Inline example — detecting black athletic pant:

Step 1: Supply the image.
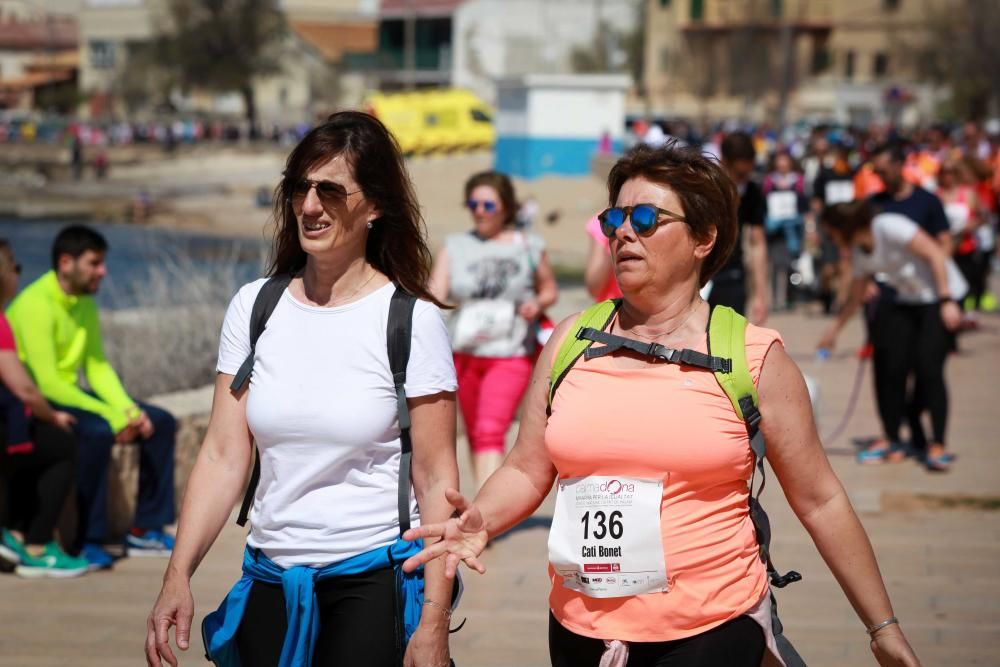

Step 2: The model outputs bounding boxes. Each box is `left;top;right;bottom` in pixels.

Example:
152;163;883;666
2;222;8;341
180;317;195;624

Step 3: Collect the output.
549;613;765;667
872;301;952;447
235;566;403;667
1;420;76;545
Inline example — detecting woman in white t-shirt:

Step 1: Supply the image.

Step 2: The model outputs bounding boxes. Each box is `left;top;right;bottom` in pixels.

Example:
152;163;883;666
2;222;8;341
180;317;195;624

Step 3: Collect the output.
818;200;965;472
146;112;460;667
428;171;558;489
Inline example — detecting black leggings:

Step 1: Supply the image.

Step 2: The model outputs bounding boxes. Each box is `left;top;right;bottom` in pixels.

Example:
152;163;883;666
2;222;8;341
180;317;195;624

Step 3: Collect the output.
872;301;951;447
1;420;76;546
235;565;403;667
549;613;765;667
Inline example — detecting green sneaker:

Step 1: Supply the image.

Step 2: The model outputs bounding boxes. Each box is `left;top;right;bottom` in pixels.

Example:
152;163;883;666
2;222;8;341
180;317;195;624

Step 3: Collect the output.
15;542;89;579
0;528;29;567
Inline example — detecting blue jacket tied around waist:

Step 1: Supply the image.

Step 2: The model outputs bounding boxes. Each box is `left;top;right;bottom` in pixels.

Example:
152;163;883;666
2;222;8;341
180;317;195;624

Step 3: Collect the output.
202;537;424;667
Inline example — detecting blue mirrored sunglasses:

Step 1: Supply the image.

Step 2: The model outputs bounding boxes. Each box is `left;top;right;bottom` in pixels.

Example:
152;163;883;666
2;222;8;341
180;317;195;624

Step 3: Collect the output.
466;199;498;213
598;204;686;238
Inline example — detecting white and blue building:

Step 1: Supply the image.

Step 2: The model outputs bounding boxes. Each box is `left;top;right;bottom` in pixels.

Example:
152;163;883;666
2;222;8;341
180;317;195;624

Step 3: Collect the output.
494;74;629;180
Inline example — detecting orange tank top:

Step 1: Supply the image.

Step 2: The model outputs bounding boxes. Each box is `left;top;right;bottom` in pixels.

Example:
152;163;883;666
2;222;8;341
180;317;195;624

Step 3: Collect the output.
545;321;782;642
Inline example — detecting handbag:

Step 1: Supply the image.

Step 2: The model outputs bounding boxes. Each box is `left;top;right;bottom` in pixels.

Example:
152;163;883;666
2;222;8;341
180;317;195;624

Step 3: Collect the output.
451;299;517;351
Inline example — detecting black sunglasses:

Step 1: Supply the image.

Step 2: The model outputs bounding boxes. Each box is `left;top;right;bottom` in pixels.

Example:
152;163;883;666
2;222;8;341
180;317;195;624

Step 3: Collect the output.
598;204;686;238
288;179;361;208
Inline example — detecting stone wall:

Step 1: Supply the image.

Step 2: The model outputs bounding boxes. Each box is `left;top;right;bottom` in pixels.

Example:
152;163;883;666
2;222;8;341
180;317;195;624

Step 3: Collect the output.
106;384;215;538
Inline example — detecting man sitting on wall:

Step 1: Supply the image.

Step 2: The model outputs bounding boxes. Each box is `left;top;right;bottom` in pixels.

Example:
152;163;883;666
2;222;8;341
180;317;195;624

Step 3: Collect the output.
7;225;176;570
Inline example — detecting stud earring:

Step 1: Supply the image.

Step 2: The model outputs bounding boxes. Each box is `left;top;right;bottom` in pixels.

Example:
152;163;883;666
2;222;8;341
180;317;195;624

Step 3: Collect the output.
366;221;373;229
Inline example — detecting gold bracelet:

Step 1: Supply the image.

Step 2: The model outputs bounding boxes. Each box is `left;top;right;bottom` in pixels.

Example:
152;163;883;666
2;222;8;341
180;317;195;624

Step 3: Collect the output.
865;616;898;636
422;599;453;619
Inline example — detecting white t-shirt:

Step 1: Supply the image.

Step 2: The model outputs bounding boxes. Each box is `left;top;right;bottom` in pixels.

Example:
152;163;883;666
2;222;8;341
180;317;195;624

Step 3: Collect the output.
852;213;968;304
217;279;457;567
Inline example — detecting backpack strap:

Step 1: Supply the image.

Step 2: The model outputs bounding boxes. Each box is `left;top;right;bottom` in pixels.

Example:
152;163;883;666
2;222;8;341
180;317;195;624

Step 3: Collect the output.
233;274;292;527
708;305;800;589
579;327;730;372
547;299;621;415
233;279;419;534
230;274;293;393
387;287;417;535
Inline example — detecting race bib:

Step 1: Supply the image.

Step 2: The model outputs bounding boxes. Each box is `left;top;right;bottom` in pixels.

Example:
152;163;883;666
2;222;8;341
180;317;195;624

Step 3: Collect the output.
766;190;798;220
451;299;516;351
824;180;855;205
548;476;668;598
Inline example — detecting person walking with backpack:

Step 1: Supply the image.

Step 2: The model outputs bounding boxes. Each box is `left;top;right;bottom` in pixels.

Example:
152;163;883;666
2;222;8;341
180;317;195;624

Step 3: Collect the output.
402;145;920;667
0;239;88;578
145;112;460;667
428;171;558;489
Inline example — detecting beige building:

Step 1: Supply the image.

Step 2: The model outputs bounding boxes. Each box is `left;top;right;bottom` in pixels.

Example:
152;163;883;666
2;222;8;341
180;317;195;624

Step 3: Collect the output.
0;1;78;111
642;0;951;126
76;0;378;122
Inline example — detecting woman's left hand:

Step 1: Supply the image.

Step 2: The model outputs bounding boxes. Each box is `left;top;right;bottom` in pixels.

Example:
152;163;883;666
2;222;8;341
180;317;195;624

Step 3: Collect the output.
870;626;922;667
518;299;542;321
940;299;962;331
403;621;450;667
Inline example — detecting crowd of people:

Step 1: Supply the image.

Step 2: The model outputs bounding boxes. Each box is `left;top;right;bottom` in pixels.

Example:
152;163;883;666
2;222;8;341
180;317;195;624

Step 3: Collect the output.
1;115;311;149
631;119;999;320
619;119;997;475
5;111;994;666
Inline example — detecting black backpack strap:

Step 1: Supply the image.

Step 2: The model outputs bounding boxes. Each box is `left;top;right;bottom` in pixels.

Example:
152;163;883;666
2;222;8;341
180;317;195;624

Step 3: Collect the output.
388;286;417;535
234;274;292;527
230;274;293;392
578;327;731;372
740;401;801;590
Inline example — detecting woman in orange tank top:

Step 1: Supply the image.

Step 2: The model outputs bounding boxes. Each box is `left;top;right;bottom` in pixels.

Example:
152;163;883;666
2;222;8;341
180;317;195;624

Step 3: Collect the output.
403;146;921;667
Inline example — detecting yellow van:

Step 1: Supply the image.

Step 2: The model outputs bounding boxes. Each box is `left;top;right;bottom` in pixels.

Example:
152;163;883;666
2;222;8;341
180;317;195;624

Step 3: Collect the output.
366;89;494;154
450;89;494;150
419;90;461;153
365;92;424;155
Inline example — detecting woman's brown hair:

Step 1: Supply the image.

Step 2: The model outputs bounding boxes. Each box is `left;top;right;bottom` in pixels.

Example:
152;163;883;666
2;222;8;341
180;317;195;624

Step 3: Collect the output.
463;171;518;226
269;111;445;307
821;199;874;244
607;143;738;287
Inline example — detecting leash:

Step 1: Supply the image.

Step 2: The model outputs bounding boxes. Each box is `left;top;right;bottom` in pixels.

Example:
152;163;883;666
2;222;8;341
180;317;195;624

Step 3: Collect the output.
820;354;869;446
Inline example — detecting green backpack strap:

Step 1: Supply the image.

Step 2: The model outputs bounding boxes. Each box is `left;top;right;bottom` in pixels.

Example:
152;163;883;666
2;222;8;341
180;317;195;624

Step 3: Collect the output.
708;305;801;590
547;299;621;414
708;305;761;437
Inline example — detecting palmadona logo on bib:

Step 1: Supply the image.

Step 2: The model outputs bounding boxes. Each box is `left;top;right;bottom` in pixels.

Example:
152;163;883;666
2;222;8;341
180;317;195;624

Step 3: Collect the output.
576;479;635;496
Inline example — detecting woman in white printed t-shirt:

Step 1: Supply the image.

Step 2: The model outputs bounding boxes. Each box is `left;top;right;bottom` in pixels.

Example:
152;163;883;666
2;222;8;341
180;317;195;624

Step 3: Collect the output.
428;171;559;490
146;112;460;667
818;200;966;472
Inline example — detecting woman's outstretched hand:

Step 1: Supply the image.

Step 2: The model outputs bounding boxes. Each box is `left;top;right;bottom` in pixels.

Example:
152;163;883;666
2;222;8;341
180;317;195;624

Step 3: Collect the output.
402;488;489;578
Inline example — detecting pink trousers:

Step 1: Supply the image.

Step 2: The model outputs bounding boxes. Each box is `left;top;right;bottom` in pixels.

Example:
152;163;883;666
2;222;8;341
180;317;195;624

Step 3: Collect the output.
454;353;533;455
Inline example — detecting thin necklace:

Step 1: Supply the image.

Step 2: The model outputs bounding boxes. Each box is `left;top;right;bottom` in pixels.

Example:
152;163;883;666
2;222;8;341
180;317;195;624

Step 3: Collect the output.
314;267;377;307
617;299;703;342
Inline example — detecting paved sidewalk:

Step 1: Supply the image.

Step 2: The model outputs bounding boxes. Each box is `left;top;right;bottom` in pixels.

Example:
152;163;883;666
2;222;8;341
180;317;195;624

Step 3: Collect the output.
1;296;998;666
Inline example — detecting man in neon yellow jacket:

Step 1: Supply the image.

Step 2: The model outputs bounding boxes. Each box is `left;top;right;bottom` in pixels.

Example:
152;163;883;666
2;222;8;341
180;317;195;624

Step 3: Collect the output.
7;225;175;570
